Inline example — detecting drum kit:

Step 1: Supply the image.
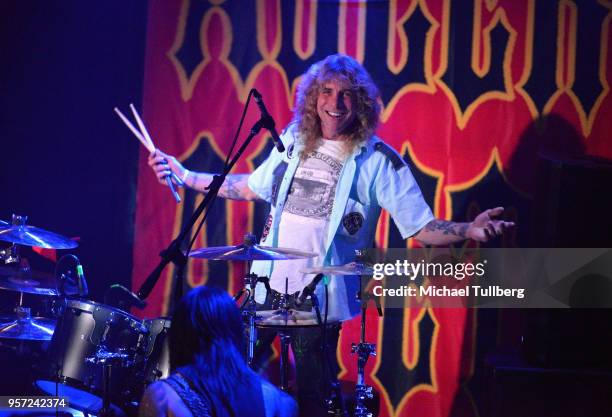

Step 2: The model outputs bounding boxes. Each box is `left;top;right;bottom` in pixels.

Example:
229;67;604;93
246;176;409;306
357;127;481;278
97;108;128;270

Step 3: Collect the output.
1;216;379;417
0;215;170;416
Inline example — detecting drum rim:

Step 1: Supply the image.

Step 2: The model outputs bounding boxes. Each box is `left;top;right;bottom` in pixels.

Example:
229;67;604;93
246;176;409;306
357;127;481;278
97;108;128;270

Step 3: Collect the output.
35;378;127;412
254;309;333;328
255;322;324;329
36;376;95;395
65;298;142;323
143;316;172;328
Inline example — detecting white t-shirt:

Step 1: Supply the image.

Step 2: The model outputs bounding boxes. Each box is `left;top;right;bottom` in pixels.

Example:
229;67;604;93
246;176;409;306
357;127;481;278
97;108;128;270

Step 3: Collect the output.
269;139;346;294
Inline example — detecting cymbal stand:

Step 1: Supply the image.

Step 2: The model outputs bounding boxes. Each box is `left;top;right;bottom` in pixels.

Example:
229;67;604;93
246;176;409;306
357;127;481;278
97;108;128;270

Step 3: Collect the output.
242;269;270;366
309;290;347;417
351;294;379;417
277;278;292;391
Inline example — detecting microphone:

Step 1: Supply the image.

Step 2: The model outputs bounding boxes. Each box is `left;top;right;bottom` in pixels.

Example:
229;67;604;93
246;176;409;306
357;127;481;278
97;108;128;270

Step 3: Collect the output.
106;284;147;309
252;89;285;153
295;273;324;307
76;263;89;297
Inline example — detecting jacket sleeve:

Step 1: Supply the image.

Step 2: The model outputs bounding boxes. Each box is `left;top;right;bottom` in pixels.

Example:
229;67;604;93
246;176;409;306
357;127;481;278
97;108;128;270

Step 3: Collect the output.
372;144;434;239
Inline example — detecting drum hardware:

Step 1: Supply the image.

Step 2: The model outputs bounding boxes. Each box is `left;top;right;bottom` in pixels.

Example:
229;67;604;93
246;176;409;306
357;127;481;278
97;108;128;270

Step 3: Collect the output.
0;243;20;264
202;233;310;366
242;272;271;366
87;347;134;417
104;283;147;311
255;277;349;416
351;291;381;417
351;338;376;417
36;298;148;414
277;279;293;393
0;214;78;249
0;215;83;296
246;280;298;391
302;252;380;417
141;317;171;385
0;226;63;341
0;264;59;296
308;284;347;417
0;304;56;341
87;346;134;367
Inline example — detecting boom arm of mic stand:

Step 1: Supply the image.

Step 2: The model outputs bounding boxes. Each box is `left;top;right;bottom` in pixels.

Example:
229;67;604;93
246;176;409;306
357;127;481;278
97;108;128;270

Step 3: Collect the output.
137;119;265;303
137;238;184;300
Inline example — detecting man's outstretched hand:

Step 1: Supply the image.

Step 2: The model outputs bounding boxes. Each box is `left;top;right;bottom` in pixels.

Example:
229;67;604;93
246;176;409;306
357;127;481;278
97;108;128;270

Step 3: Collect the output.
466;207;515;242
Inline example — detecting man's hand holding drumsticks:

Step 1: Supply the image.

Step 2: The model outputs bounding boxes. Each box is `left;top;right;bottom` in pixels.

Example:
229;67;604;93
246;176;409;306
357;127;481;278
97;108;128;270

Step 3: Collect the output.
147;149;189;187
114;104;183;203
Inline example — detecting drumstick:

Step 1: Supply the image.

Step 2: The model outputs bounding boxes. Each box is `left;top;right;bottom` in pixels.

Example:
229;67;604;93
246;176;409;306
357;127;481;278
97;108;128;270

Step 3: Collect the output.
129;103;156;151
114;107;183;185
113;107;154;153
120;105;184;187
114;106;184;200
128;104;183;202
114;106;184;185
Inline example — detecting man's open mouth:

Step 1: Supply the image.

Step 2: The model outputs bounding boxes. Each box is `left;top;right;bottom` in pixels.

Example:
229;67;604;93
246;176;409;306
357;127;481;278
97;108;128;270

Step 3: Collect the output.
325;110;345;118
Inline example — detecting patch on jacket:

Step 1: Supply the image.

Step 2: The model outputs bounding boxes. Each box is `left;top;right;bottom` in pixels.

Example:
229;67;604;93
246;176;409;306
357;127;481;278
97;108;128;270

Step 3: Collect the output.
374;142;406;171
342;212;364;235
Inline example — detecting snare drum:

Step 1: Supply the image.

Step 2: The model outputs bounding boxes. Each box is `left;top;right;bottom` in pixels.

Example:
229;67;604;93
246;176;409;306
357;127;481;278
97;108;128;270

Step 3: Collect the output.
256;309;323;328
36;298;147;413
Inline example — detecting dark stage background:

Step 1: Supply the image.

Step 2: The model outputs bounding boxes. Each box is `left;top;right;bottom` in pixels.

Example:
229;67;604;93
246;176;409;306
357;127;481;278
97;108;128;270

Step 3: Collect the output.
1;2;612;417
0;1;146;297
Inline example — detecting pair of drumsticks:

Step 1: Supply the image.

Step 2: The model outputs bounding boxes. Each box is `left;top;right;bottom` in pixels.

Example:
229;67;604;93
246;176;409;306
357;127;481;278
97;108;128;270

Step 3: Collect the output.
114;104;182;203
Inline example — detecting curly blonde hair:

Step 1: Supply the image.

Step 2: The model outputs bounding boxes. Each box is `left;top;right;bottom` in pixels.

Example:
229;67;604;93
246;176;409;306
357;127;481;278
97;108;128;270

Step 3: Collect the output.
293;54;381;158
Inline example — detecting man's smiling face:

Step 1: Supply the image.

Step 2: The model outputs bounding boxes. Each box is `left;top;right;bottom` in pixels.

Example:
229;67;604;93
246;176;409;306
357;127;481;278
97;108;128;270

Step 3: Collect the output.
316;79;356;140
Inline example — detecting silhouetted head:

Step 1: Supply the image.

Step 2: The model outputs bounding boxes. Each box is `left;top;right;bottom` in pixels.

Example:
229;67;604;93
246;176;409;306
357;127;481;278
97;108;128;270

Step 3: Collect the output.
169;285;244;370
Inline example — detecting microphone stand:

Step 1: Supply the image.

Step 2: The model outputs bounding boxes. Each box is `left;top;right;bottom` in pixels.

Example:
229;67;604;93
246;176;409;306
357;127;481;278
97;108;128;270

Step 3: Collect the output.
137;118;268;308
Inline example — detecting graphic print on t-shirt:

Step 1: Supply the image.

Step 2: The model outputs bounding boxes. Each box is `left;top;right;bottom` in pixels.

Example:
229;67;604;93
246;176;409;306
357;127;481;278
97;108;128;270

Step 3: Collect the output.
284;150;343;220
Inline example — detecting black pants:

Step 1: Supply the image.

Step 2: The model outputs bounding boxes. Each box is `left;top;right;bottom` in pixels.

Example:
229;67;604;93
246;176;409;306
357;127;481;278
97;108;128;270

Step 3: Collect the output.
253;290;342;417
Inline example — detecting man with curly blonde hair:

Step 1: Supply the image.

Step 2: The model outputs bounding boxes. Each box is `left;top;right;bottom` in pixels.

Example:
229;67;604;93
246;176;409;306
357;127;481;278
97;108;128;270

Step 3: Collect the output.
293;54;380;158
150;54;513;416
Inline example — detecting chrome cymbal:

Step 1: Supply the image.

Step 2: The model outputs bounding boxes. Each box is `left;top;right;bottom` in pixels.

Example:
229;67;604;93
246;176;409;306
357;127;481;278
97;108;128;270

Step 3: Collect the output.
0;225;77;249
0;308;56;341
300;262;374;276
0;266;58;296
189;241;316;261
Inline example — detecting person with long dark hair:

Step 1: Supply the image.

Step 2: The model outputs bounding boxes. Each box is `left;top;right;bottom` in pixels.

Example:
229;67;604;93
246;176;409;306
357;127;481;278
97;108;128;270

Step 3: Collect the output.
139;286;297;417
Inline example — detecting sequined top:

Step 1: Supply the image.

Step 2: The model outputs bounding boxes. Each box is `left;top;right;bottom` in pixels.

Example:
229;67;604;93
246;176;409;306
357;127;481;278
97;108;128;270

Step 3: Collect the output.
163;372;212;417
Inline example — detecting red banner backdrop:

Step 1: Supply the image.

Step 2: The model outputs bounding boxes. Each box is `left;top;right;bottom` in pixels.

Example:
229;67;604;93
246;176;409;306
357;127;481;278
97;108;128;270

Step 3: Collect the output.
133;1;612;416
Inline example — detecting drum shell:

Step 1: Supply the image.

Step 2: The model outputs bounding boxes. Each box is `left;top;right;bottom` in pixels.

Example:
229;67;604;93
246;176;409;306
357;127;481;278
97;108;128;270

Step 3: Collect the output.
40;298;147;407
142;317;171;384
